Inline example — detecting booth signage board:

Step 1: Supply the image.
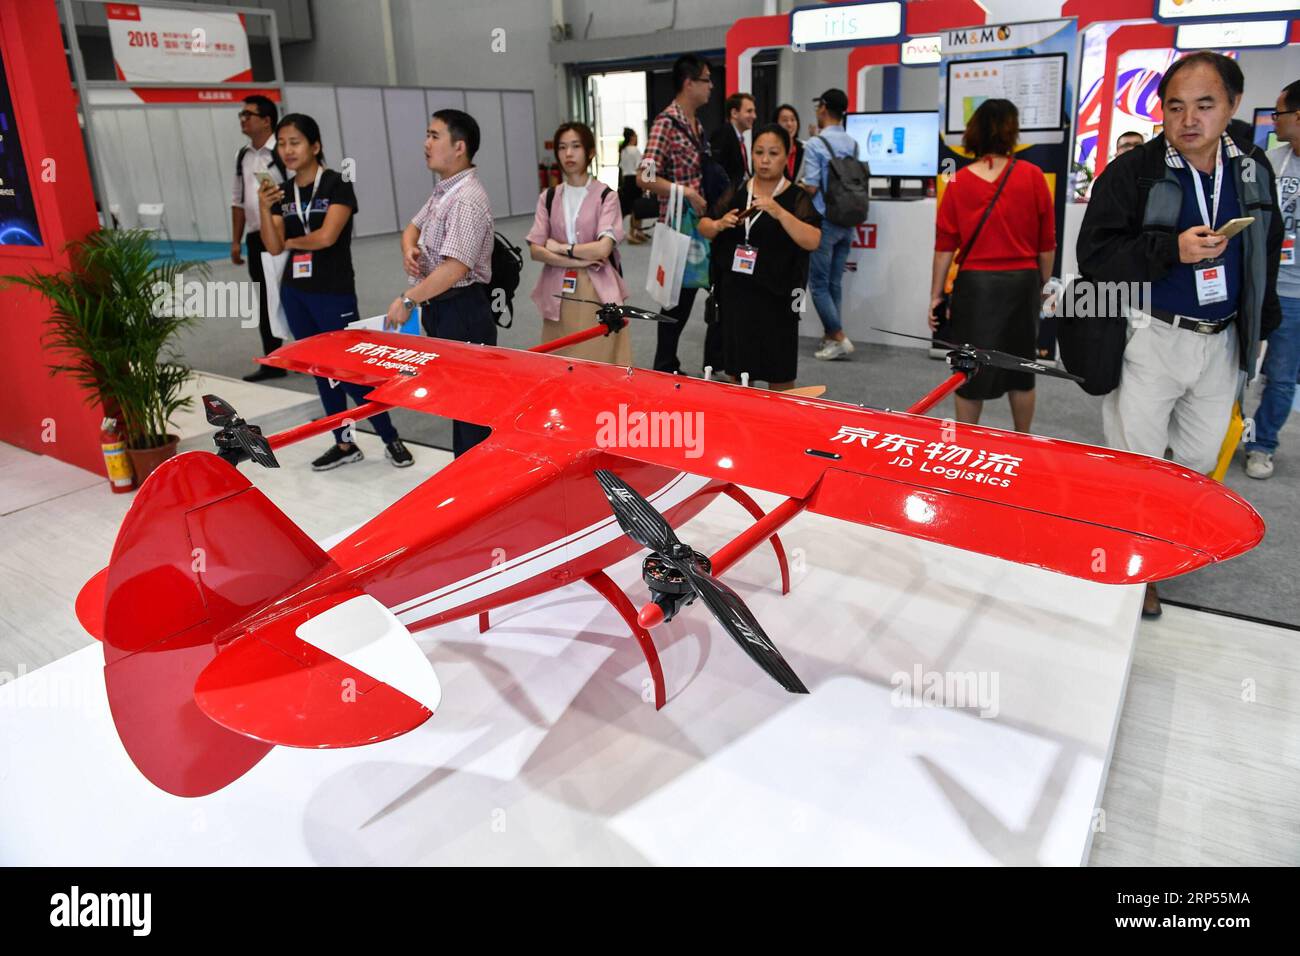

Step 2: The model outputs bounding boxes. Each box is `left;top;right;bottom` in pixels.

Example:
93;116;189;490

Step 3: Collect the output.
0;49;43;247
1175;19;1289;48
105;3;252;84
1155;0;1300;22
943;19;1074;53
902;36;942;65
944;54;1067;134
789;1;903;50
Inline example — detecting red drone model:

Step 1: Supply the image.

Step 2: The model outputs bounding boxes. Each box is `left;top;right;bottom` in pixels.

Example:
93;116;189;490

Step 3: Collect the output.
74;307;1265;797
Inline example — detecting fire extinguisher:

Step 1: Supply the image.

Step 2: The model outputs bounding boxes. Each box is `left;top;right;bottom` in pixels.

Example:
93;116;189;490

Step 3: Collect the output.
548;162;562;187
101;416;135;493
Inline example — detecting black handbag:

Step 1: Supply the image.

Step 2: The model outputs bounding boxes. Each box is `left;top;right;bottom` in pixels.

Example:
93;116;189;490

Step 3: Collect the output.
1055;289;1127;395
935;157;1016;340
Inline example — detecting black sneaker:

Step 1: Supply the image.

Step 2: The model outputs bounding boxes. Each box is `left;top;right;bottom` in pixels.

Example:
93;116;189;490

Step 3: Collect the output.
311;443;363;471
385;439;414;468
243;365;287;382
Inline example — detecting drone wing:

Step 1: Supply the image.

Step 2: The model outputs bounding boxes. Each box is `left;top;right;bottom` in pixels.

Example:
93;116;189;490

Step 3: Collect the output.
259;332;1263;585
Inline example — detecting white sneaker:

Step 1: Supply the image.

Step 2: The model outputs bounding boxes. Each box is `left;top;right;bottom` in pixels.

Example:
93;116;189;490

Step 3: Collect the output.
815;336;855;361
1244;450;1274;479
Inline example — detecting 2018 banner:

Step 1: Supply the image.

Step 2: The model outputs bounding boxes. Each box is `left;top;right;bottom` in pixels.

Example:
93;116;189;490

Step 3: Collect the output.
105;3;251;86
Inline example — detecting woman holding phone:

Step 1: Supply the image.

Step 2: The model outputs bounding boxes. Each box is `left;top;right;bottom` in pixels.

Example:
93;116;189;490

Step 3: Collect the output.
698;124;821;390
258;112;413;471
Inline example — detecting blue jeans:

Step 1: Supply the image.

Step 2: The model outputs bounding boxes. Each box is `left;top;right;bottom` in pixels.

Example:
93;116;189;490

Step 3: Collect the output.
280;285;400;445
809;221;853;337
1247;295;1300;454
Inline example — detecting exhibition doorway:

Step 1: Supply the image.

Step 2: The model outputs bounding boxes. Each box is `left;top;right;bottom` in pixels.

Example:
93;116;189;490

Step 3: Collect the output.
585;70;648;189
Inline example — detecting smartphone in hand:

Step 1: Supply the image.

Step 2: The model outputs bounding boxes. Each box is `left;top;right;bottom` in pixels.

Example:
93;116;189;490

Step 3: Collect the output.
1212;217;1255;239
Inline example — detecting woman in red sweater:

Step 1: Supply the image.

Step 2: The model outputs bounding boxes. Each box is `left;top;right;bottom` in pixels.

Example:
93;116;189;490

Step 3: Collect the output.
929;99;1056;431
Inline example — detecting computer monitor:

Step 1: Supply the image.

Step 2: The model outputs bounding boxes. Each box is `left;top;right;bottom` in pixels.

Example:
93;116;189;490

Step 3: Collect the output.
1253;108;1279;152
844;110;940;178
944;52;1066;134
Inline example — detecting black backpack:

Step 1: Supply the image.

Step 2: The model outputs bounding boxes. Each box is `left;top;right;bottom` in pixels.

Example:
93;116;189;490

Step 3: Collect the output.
235;144;287;202
487;232;523;328
814;134;871;227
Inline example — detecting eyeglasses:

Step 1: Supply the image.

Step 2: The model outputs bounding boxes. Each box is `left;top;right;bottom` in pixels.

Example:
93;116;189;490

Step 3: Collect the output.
238;110;263;120
693;74;713;86
1272;109;1300;121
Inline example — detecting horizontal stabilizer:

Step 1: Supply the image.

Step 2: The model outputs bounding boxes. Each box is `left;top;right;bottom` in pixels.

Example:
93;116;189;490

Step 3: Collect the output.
194;590;439;748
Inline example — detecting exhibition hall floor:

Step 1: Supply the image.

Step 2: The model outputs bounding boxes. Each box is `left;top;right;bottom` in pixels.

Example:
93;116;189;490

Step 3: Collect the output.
2;375;1297;865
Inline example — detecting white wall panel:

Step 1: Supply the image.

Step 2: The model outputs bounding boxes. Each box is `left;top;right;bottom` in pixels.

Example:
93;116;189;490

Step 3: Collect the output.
425;89;465;116
336;87;400;237
282;85;344;173
176;110;227;243
464;91;509;219
384;88;435;227
91;111;135;228
501;91;539;217
113;110;164;228
144;110;199;241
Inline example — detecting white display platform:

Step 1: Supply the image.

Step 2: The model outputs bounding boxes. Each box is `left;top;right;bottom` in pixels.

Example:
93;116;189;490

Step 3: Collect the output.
0;488;1141;866
807;197;938;350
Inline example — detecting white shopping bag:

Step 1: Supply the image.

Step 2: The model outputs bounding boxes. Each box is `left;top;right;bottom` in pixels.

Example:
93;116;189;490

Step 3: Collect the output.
346;312;422;335
645;183;691;310
259;250;291;340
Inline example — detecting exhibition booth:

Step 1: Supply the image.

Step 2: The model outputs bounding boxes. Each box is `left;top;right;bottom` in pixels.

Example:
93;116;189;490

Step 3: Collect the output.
0;0;1295;871
726;0;1300;351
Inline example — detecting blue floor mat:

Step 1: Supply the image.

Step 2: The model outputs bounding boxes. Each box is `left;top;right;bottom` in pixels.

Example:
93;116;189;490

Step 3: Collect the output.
149;240;232;265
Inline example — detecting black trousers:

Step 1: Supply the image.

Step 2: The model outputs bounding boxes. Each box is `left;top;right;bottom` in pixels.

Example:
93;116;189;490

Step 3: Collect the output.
245;230;282;356
652;286;724;374
421;285;496;457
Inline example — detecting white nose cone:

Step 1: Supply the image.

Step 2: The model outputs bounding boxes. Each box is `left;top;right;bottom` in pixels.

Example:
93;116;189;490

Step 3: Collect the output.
296;593;442;713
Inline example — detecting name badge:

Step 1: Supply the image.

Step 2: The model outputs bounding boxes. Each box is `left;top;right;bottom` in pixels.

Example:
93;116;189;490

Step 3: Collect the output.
1194;260;1227;305
292;252;313;279
732;244;758;274
1282;235;1296;267
561;269;578;294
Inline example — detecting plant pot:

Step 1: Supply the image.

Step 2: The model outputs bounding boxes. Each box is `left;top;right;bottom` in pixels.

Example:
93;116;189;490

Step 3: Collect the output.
126;434;180;486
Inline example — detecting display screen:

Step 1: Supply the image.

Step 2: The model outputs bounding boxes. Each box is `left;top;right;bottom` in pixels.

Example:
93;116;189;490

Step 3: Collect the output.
1253;107;1279;152
844;111;940;177
944;53;1066;134
0;48;43;247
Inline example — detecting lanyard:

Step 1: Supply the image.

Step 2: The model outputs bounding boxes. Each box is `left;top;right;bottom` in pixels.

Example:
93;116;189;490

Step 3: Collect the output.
1279;150;1297;217
744;176;788;244
1189;146;1223;230
292;165;324;235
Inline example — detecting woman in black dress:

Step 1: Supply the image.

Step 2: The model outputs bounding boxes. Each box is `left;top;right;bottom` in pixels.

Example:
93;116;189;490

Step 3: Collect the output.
699;124;821;390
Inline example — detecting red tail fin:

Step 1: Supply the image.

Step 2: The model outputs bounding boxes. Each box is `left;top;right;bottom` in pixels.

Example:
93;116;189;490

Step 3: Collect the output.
96;451;336;797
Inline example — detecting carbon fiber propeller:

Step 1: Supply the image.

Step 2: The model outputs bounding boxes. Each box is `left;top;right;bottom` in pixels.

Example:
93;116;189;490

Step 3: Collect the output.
873;327;1084;382
202;394;279;469
594;468;808;694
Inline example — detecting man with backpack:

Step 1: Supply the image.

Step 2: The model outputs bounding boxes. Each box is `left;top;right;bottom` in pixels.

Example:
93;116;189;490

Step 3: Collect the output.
388;108;498;457
231;94;288;382
801;88;871;361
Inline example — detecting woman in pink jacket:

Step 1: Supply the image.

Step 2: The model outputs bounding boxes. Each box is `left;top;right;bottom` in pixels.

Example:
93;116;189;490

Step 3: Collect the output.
525;122;632;364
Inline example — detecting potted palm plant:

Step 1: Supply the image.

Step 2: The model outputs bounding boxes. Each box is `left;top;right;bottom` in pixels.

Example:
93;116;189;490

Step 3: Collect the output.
5;229;207;484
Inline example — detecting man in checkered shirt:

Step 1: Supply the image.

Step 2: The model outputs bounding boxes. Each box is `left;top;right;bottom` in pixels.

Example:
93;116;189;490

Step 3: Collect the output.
638;53;720;374
387;108;496;457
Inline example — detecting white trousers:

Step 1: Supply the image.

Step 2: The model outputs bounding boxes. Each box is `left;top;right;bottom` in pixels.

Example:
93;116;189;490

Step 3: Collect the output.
1102;317;1241;475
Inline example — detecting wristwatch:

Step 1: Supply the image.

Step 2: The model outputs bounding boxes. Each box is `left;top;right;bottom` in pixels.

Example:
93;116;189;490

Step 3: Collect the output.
568;244;576;259
400;295;416;311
